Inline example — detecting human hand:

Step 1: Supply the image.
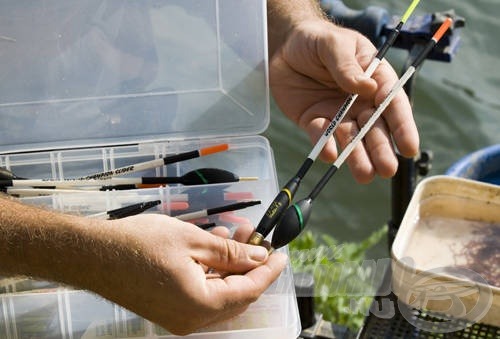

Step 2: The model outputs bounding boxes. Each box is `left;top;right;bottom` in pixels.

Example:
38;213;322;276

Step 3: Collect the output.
86;215;286;336
269;19;419;183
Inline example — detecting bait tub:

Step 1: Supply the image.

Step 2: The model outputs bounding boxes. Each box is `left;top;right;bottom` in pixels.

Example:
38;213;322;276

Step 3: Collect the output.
391;176;500;327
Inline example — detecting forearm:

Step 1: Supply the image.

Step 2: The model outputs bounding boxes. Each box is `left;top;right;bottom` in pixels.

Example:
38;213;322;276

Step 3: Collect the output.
0;194;110;288
267;0;326;57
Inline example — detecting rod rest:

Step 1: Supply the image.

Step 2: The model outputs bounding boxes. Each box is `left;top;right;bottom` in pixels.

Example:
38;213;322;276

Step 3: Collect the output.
320;0;465;62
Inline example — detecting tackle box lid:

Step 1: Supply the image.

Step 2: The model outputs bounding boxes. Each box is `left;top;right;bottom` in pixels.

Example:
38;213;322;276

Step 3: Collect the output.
0;0;270;154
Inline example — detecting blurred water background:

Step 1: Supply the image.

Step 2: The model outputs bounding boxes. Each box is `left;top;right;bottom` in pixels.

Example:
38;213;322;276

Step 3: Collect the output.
263;0;500;258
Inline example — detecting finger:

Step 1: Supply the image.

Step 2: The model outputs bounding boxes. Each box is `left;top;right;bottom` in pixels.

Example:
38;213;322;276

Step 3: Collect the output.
355;110;398;178
206;252;288;308
232;223;256;243
232;226;272;254
210;226;230;239
302;116;339;163
335;116;376;183
198;226;230;272
382;91;419;158
297;100;342;163
319;26;377;96
192;234;270;273
372;61;419;157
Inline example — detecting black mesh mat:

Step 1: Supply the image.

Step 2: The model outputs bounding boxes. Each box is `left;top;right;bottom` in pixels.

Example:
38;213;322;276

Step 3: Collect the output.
359;293;500;339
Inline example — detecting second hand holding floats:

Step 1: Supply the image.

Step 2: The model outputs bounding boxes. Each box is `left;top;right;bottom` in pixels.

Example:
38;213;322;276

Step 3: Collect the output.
270;18;453;250
248;0;421;246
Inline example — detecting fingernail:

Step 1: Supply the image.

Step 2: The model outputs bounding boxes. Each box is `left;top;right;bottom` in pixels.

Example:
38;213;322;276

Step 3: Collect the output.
249;246;268;262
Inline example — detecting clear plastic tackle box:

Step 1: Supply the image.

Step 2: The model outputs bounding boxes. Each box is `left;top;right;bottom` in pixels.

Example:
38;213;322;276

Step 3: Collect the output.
0;1;301;338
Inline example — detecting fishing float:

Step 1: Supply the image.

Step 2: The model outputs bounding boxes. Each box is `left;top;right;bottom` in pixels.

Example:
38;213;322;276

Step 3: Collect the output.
0;167;25;180
171;200;261;221
98;168;257;191
196;222;217;230
2;187;252;212
3;187;96;197
88;200;162;219
0;143;229;180
270;18;453;250
79;143;229;180
0;144;229;182
248;0;421;246
0;35;16;42
0;168;257;189
87;199;260;221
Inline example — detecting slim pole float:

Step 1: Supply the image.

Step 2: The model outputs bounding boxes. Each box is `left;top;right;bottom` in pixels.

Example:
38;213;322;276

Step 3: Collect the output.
0;168;256;189
79;143;229;180
88;200;162;219
173;200;261;221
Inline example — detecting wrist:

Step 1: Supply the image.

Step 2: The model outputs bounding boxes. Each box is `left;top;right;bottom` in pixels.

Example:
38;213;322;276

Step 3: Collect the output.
267;0;327;57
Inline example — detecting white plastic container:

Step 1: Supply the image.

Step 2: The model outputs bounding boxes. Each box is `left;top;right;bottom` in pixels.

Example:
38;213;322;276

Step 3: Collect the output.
0;1;301;338
391;176;500;327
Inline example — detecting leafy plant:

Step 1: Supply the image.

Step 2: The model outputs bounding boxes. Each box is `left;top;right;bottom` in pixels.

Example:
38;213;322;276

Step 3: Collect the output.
289;225;388;332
